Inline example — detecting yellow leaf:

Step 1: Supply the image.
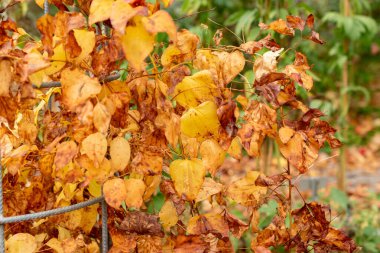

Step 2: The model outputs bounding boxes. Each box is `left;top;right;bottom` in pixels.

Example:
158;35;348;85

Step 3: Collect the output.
88;179;102;197
80;132;107;167
43;43;67;76
159;200;178;231
110;136;131;172
88;0;114;25
103;178;127;209
226;171;267;206
174;70;219;108
72;29;96;64
142;10;177;42
227;137;242;160
199;139;226;175
124;178;146;208
0;60;12;97
194;49;245;86
93;102;111;134
81;204;99;234
60;68;101;111
111;1;147;34
195;177;223;203
181;134;199;158
46;238;64;253
122;17;155;71
6;233;37;253
169;159;206;201
180;101;220;139
279;126;295;144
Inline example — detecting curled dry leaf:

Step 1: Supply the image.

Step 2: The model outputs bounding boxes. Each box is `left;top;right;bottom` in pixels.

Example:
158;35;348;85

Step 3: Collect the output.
110;136;131;172
187;213;229;239
286;15;305;31
169;159;206;201
277;131;319;173
224;211;249;238
260;19;295;36
195;177;223;203
254;48;283;80
193;49;245;86
279;126;295;144
226;171;267;206
103;178;127;209
120;211;164;237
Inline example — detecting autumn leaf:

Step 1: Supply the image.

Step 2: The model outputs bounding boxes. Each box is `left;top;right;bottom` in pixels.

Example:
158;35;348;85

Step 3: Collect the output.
6;233;37;253
111;1;147;34
194;49;245;86
159;200;178;231
103;178;127;209
260;19;295;36
122;17;155;71
54;140;78;170
60;68;102;111
226;171;267;206
124;178;146;208
199;139;226;175
93;102;111;133
173;70;219;108
187;213;229;239
180;101;221;139
110;136;131;172
195;177;223;203
80;132;107;167
88;0;113;25
142;10;177;42
0;60;12;97
169;159;206;201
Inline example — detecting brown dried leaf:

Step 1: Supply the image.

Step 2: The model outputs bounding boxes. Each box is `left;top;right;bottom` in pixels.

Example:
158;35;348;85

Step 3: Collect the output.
286;15;305;31
195;177;223;203
187;213;229;239
226;171;267;206
120;211;164;237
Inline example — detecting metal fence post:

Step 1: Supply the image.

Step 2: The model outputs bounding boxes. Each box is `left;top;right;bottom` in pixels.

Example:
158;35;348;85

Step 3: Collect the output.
0;152;5;252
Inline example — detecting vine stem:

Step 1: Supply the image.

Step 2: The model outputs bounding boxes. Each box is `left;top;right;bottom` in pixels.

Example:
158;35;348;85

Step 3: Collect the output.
287;160;292;249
